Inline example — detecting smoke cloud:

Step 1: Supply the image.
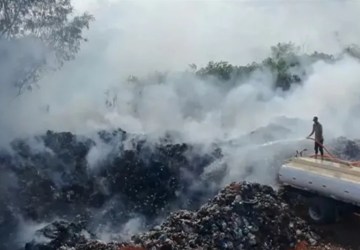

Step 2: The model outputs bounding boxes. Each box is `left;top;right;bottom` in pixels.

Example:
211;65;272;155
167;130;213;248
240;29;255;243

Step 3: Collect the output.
0;0;359;187
1;0;360;247
0;0;359;179
0;0;359;137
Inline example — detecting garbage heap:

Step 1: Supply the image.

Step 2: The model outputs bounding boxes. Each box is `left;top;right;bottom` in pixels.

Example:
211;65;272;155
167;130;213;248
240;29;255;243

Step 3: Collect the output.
74;182;319;250
332;136;360;161
0;129;222;250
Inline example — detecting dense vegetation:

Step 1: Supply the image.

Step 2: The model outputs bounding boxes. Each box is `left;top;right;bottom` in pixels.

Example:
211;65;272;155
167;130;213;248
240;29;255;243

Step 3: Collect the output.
195;43;334;91
123;42;360;94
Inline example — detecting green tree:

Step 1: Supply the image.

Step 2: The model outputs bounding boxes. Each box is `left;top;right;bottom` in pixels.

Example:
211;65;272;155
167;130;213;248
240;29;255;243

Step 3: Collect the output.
196;61;234;80
262;42;302;91
0;0;94;93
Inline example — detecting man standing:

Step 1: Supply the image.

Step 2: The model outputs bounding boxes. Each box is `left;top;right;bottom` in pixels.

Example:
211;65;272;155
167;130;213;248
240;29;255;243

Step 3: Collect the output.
307;116;324;158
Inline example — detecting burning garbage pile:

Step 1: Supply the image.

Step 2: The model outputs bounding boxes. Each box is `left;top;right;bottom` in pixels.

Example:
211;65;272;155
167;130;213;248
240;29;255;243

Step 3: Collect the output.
2;127;360;250
54;182;319;250
128;182;319;250
24;220;96;250
0;129;223;250
331;136;360;161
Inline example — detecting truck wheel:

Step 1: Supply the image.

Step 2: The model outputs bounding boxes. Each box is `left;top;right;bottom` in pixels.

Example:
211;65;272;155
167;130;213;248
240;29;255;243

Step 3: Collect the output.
307;197;338;224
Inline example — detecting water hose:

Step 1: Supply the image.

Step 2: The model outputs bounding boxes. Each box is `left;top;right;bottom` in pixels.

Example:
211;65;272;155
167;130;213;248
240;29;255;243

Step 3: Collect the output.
306;137;360;167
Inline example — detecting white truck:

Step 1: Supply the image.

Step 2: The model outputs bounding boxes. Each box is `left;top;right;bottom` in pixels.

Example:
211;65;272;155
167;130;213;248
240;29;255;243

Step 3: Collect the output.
278;150;360;224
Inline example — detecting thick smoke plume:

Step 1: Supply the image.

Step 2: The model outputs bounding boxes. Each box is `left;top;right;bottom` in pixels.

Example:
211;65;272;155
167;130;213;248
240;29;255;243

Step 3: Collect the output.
1;0;360;249
2;0;360;140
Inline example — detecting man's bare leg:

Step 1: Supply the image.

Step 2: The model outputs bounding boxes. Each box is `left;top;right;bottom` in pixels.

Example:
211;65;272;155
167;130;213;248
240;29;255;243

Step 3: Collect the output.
320;146;324;160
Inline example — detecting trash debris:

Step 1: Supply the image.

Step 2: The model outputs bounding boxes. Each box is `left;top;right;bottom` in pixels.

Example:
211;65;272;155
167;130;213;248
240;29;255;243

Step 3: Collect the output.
129;182;319;250
332;137;360;161
25;182;324;250
25;220;95;250
0;129;222;250
0;129;359;249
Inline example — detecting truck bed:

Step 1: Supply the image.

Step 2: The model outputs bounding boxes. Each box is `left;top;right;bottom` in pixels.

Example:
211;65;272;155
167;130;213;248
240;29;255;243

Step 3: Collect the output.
278;156;360;206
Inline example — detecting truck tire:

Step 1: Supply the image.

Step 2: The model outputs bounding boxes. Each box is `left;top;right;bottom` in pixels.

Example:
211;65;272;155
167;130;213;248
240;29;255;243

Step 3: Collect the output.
307;197;338;224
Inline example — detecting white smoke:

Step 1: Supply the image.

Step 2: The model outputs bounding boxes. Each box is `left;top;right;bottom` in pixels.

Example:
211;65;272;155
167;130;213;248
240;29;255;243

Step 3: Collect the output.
1;0;360;188
2;1;360;246
96;216;147;242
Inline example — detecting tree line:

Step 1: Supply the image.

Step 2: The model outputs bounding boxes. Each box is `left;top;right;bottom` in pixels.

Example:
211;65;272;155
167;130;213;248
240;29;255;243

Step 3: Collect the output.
1;0;360;96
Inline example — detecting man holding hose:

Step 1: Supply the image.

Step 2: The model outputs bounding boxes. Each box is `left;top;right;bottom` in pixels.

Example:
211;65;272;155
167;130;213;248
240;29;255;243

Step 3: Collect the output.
307;116;324;158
